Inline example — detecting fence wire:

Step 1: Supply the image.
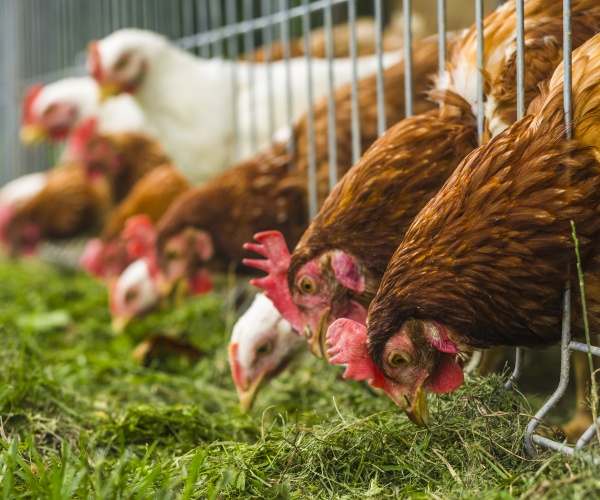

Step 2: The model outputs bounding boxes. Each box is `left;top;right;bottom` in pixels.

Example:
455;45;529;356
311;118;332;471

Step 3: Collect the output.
0;0;598;460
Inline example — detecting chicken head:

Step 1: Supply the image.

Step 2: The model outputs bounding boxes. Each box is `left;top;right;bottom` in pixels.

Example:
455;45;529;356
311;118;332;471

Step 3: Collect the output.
159;227;214;298
327;318;464;426
110;258;161;333
88;35;148;100
244;230;367;358
21;83;79;143
229;293;305;411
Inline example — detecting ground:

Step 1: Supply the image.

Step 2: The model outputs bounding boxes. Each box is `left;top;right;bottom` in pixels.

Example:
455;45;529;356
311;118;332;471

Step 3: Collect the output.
0;259;599;498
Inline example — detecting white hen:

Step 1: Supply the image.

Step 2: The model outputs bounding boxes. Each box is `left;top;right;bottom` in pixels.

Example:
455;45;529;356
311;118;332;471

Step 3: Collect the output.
88;28;403;182
229;293;305;411
21;76;147;148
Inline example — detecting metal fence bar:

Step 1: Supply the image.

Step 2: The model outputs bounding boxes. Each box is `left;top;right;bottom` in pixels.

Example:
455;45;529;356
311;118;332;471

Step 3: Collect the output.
261;0;276;141
475;0;484;141
505;0;526;392
302;0;318;220
403;0;413;118
374;0;385;136
325;0;338;191
437;0;446;77
348;0;361;165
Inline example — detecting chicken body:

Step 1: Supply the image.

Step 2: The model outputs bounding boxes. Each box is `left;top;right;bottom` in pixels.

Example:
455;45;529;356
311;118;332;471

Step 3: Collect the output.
3;164;111;255
327;32;600;426
88;28;404;182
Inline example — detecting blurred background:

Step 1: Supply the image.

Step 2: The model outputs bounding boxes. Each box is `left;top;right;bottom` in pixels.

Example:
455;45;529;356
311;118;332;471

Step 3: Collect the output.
0;0;500;185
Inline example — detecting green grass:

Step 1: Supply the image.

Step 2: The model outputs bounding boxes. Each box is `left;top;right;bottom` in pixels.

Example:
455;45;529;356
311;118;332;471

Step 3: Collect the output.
0;259;599;498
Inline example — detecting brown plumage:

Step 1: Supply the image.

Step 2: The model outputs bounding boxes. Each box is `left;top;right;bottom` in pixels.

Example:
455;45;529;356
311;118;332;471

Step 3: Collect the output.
81;131;171;203
4;163;111;254
154;35;441;281
100;164;189;242
289;90;478;306
156;142;306;273
294;34;440;206
483;0;600;138
368;33;600;359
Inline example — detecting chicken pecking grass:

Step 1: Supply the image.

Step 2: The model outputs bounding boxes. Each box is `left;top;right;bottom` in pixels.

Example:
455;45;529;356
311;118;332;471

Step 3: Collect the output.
0;258;599;497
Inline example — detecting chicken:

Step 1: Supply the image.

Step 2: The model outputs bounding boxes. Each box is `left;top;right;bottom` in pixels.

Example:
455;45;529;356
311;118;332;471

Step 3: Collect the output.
87;28;403;182
3;163;111;255
0;173;48;249
108;33;440;331
20;77;146;146
245;91;478;359
67;118;172;204
81;164;189;281
229;293;305;411
326;33;600;432
438;0;600;139
242;0;600;408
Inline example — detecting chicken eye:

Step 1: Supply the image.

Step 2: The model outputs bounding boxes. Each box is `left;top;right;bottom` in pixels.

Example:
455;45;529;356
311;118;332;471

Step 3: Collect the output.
125;289;138;304
298;276;317;294
256;342;273;356
388;353;411;367
114;53;130;72
165;250;179;261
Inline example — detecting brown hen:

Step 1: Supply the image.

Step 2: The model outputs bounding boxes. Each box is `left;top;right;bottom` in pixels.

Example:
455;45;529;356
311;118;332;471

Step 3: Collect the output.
326;33;600;433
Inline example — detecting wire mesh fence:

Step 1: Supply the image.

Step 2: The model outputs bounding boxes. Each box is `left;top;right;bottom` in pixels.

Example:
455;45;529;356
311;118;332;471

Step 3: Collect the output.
0;0;599;459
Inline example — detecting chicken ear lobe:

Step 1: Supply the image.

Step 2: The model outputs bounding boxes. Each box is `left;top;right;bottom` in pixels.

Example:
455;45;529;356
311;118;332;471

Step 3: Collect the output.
331;251;365;294
192;229;214;262
243;231;305;332
425;355;464;394
423;321;460;354
326;318;387;389
123;215;159;275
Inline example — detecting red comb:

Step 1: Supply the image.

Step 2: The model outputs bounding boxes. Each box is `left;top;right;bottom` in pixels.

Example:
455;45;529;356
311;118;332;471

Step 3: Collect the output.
22;84;44;125
88;41;104;82
67;117;98;160
122;215;158;275
326;318;387;390
243;230;305;332
80;238;105;277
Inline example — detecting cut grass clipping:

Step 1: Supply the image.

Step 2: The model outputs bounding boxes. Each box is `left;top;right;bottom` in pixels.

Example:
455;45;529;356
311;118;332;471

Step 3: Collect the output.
0;259;599;498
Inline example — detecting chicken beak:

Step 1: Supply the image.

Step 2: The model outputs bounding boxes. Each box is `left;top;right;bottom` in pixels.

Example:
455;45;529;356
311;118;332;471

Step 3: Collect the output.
111;315;131;334
305;309;330;359
404;387;430;427
20;124;47;144
238;372;266;412
98;82;121;102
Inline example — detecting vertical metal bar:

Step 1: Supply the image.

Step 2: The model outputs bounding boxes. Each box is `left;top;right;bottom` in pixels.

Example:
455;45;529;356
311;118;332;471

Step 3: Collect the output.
374;0;386;137
475;0;485;141
403;0;413;118
279;0;295;165
226;0;240;161
325;0;338;191
261;0;275;140
210;0;223;58
302;0;317;219
563;0;573;142
244;0;258;152
348;0;361;164
505;0;526;391
515;0;525;119
197;0;210;58
437;0;446;76
182;0;194;37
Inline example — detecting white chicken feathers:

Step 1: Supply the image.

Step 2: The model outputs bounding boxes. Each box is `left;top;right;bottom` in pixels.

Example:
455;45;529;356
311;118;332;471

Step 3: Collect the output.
92;28;403;183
